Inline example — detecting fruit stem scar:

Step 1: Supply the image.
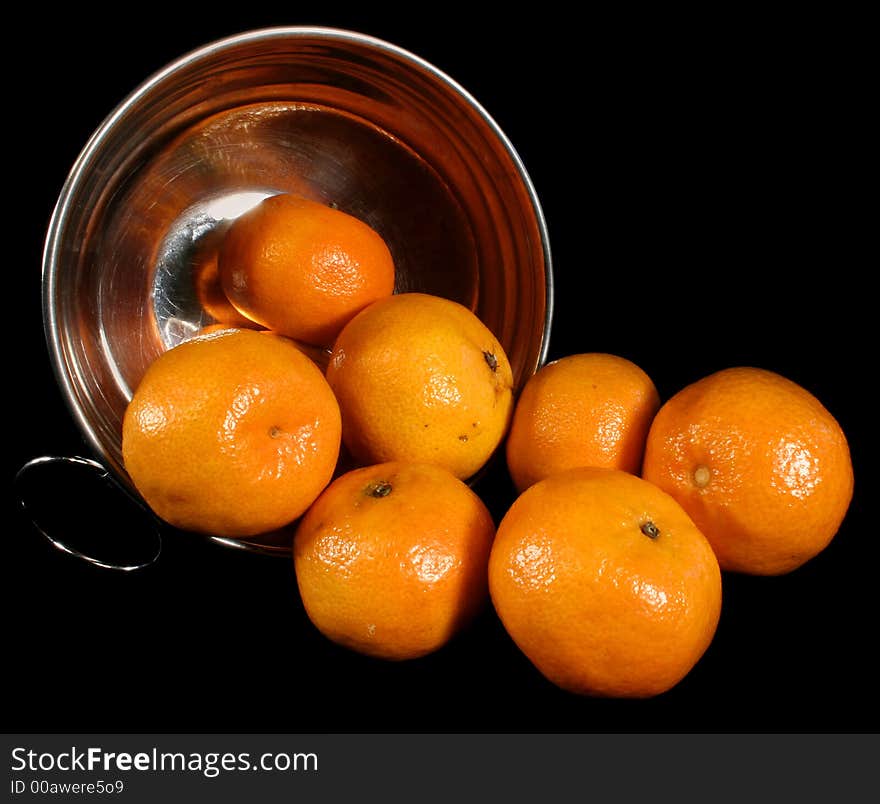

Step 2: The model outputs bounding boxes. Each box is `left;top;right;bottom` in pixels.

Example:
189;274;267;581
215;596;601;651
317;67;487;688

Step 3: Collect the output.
640;521;661;540
269;426;283;438
693;465;711;488
365;480;392;498
483;351;498;372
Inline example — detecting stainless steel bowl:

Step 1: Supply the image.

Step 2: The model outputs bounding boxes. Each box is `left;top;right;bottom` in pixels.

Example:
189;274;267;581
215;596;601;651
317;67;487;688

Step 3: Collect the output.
42;26;553;556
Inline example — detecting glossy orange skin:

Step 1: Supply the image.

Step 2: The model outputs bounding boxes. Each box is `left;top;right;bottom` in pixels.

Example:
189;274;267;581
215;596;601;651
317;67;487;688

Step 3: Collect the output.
642;367;854;575
505;353;660;492
489;468;722;698
191;326;332;371
219;194;395;347
326;293;514;480
122;329;341;537
294;461;496;660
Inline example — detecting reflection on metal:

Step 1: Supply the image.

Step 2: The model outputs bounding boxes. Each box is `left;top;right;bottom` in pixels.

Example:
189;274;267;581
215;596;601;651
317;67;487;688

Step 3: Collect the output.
14;455;162;571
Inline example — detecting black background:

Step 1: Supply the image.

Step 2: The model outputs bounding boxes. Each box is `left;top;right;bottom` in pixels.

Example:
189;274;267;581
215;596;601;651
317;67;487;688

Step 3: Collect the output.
6;8;874;733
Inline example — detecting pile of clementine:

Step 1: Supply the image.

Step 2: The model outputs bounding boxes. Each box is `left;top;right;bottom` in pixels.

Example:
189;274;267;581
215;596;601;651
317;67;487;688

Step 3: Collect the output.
121;192;854;698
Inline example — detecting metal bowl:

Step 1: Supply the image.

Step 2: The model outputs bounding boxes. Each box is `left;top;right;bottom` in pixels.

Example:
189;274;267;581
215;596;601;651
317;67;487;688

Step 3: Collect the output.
42;26;553;556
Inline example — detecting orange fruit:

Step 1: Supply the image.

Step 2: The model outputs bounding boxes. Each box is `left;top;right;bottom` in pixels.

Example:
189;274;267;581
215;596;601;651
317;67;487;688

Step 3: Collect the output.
189;326;331;371
293;461;496;660
122;329;341;537
642;366;854;575
219;193;395;347
505;352;660;492
489;467;721;697
326;292;514;480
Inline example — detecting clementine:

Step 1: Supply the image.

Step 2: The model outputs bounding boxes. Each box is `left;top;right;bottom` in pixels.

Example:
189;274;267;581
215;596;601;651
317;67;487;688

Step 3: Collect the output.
325;292;514;480
122;328;341;537
293;461;496;660
642;366;854;575
219;193;395;347
489;467;722;697
505;352;660;492
189;325;331;371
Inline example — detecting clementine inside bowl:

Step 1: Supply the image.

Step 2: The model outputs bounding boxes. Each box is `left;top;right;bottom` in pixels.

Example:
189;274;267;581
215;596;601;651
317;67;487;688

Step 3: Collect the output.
42;27;553;554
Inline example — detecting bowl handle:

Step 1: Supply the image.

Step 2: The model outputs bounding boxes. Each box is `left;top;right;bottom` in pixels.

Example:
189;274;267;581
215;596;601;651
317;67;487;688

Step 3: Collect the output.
14;455;162;571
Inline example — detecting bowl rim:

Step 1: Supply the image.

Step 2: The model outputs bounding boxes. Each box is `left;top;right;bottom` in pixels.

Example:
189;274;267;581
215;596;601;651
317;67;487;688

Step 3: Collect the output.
41;25;554;550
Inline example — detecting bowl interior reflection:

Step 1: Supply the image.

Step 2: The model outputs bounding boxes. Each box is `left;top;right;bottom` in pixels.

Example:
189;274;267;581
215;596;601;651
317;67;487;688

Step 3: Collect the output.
45;29;551;556
114;101;480;374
